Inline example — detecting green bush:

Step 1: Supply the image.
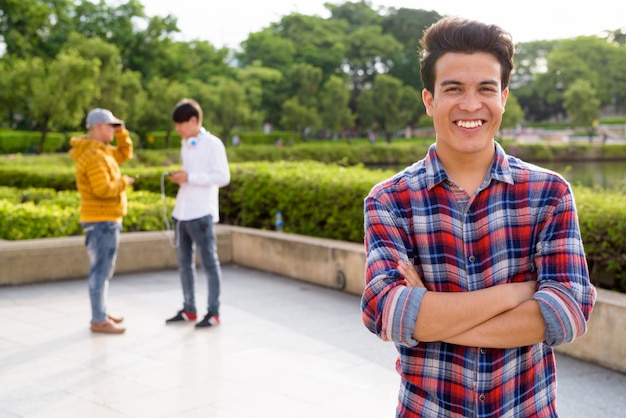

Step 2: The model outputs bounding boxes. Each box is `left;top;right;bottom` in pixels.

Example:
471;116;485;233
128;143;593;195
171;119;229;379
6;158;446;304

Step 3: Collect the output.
220;161;389;243
575;187;626;292
601;116;626;124
0;187;174;239
0;129;67;153
235;131;301;146
2;143;626;293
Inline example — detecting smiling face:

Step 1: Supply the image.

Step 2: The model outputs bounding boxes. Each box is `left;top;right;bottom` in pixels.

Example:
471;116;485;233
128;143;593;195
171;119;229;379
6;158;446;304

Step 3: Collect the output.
423;52;508;167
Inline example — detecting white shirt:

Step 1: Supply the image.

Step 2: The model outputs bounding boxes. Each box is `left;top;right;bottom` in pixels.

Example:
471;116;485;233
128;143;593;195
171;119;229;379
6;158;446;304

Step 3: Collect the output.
172;128;230;222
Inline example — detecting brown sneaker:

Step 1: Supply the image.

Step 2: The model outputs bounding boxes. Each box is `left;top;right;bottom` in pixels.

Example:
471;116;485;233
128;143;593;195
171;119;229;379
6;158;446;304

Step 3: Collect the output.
91;319;126;334
107;313;124;324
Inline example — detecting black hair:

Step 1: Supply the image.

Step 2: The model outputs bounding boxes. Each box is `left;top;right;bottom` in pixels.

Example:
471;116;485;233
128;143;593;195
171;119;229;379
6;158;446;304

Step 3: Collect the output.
419;17;515;94
172;98;203;124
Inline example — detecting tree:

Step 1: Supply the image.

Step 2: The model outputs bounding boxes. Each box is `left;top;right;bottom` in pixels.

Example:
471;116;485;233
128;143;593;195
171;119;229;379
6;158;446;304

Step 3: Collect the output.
370;74;408;142
604;41;626;114
0;0;72;58
235;64;284;130
237;30;295;73
501;92;524;130
326;0;381;29
289;63;323;109
398;85;423;132
270;13;347;80
381;8;441;90
356;89;376;133
207;77;253;141
0;60;8;123
511;40;560;90
605;28;626;46
526;36;624;122
138;77;189;147
164;40;234;83
25;51;100;152
69;0;180;81
116;69;147;140
318;75;354;138
563;79;601;141
532;49;596;121
549;37;617;105
357;76;422;139
280;97;319;139
343;25;402;100
63;32;125;112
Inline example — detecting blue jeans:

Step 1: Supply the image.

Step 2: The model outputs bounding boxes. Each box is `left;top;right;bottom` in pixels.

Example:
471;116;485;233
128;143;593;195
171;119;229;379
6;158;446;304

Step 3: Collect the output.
81;222;121;323
174;215;222;316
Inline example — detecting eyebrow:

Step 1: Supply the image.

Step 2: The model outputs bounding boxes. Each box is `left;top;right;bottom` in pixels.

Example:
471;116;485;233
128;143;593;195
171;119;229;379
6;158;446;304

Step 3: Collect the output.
439;79;500;87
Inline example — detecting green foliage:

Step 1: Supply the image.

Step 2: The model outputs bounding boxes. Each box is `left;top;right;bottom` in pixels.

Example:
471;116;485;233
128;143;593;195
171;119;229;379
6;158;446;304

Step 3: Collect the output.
0;130;66;153
501;93;524;129
139;131;182;150
575;187;626;292
600;116;626;124
236;131;301;146
220;161;391;243
0;164;76;190
0;187;174;240
563;79;601;129
2;141;626;292
0;198;81;240
5;1;626;138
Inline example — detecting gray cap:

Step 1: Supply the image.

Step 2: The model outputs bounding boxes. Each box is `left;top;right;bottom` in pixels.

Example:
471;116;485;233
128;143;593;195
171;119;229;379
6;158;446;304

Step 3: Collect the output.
86;108;124;129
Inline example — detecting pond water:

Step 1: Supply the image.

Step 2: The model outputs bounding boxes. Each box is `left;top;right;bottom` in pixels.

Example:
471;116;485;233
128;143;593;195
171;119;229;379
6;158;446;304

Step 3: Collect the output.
372;160;626;189
537;161;626;189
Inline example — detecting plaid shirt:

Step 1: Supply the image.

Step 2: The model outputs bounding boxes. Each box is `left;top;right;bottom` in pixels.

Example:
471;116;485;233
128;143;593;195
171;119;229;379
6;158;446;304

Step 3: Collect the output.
361;143;596;417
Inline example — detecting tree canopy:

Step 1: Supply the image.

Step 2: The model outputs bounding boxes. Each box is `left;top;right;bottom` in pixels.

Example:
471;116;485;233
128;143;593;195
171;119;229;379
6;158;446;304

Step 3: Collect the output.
1;0;625;151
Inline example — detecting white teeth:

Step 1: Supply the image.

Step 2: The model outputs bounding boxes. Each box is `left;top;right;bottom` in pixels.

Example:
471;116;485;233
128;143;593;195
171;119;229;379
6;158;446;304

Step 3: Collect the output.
457;120;483;128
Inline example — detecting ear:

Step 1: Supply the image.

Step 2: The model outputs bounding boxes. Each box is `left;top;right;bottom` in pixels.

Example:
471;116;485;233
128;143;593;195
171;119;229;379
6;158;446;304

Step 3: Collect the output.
422;89;434;117
501;87;509;112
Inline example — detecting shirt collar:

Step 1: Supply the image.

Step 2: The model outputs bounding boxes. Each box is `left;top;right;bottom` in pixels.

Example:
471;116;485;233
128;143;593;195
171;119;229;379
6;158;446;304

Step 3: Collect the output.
424;141;514;190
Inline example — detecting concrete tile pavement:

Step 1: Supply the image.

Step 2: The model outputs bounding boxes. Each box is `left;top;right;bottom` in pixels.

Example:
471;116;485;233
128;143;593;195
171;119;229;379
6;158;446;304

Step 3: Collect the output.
0;265;624;417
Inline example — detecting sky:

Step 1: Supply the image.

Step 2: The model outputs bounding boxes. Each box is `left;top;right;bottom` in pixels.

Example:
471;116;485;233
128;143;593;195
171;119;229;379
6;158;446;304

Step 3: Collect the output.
141;0;625;49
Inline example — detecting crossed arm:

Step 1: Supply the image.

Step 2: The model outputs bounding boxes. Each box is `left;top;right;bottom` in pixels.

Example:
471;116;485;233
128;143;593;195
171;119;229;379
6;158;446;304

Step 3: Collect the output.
397;262;546;348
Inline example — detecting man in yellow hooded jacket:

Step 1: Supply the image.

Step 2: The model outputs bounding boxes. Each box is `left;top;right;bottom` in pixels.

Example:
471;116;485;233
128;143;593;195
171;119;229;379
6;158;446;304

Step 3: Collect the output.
69;108;134;334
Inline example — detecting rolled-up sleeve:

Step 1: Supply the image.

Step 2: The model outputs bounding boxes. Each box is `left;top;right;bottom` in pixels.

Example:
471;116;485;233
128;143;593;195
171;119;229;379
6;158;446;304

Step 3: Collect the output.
533;188;596;346
361;190;425;347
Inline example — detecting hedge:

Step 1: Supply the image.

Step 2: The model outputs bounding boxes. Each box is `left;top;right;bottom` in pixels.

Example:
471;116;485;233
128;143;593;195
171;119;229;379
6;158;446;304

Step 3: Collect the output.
0;187;174;239
0;161;625;293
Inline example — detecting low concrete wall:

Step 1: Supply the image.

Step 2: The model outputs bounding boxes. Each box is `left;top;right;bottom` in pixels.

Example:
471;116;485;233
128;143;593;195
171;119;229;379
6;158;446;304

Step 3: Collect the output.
0;230;231;285
554;288;626;374
228;226;365;295
1;226;624;374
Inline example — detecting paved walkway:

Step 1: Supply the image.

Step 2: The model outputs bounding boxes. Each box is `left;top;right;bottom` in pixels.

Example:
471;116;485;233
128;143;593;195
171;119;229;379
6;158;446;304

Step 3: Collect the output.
0;265;624;417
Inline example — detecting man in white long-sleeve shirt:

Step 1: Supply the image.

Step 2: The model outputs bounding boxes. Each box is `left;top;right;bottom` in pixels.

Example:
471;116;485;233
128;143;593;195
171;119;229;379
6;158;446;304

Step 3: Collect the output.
165;98;231;328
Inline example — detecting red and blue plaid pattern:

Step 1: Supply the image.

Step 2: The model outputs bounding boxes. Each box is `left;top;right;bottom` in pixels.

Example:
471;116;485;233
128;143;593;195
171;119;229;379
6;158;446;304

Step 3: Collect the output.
362;143;596;417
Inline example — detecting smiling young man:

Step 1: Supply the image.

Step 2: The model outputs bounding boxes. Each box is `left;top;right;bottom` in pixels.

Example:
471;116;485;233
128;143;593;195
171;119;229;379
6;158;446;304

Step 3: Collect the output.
361;18;596;417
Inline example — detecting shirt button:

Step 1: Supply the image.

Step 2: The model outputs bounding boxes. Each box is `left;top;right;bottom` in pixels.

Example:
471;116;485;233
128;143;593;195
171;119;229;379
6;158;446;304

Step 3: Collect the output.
480;348;487;354
468;255;476;263
479;395;486;402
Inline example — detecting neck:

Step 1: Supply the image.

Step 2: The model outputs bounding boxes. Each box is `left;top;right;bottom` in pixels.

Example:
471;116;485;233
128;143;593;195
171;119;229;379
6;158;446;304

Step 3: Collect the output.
438;147;495;195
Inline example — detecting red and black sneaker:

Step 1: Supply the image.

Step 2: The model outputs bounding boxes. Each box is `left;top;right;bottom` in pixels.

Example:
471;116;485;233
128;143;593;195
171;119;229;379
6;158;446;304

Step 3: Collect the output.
195;311;220;328
165;309;197;324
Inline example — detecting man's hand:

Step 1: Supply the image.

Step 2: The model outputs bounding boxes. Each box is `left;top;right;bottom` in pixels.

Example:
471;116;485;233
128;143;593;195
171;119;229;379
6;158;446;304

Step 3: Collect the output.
398;261;425;288
167;170;188;185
